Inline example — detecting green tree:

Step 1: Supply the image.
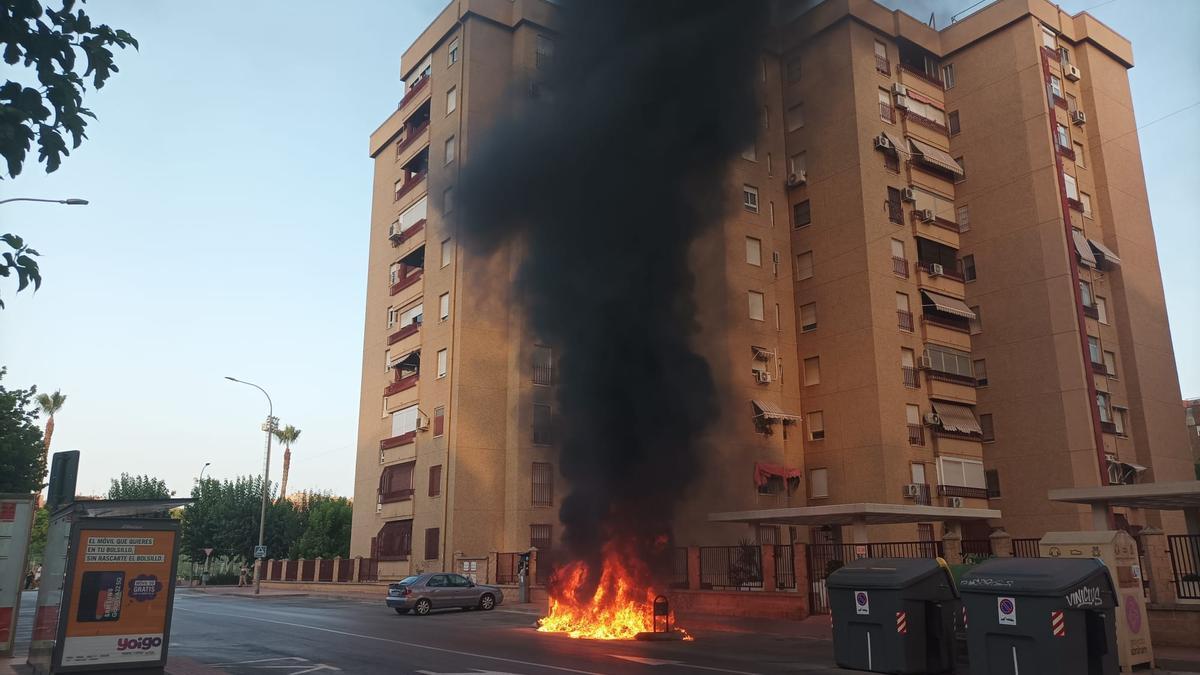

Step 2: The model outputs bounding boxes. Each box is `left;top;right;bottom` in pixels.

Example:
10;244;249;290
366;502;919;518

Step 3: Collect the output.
27;506;48;564
272;424;301;500
0;367;46;492
0;234;41;309
289;496;352;559
106;472;173;500
34;388;65;452
180;475;278;561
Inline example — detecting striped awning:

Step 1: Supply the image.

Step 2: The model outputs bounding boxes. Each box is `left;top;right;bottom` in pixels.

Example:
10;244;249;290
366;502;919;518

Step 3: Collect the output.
882;130;905;154
752;399;802;422
920;290;976;319
908;137;964;177
1072;230;1098;268
932;401;983;435
1087;238;1121;266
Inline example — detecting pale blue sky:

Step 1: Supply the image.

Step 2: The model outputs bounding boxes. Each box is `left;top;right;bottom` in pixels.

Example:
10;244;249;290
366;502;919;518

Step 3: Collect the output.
2;1;1197;498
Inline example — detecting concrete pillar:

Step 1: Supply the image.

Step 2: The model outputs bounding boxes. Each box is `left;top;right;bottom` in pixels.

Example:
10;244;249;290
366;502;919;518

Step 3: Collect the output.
990;528;1014;558
793;542;809;600
850;517;869;545
1091;502;1110;531
332;557;342;583
528;548;539;587
760;544;776;592
942;529;963;565
352;556;363;583
687;546;701;590
1137;527;1176;605
313;557;323;582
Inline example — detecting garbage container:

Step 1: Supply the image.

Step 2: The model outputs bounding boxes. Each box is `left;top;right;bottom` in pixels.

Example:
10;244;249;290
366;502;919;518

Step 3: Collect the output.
827;558;959;674
959;557;1118;675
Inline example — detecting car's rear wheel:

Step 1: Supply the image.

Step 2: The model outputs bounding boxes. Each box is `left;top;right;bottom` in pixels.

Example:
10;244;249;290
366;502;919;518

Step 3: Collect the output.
394;607;407;615
479;593;496;611
414;598;432;616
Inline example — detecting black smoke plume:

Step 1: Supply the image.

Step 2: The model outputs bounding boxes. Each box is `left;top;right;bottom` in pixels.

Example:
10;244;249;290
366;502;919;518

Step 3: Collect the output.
458;0;769;573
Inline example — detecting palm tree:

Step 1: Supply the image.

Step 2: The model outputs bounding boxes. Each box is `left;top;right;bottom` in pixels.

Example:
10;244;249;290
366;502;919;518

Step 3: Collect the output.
272;425;301;500
35;390;67;453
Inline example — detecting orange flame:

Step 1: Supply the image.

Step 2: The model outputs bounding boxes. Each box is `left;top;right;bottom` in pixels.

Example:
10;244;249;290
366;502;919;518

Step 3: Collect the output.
537;540;688;640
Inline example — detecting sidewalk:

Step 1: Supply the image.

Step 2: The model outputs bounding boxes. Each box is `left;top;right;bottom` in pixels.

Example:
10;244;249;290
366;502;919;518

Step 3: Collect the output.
182;585;309;599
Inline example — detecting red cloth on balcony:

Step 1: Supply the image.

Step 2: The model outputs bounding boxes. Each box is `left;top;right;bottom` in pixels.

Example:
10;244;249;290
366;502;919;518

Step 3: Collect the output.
754;462;802;488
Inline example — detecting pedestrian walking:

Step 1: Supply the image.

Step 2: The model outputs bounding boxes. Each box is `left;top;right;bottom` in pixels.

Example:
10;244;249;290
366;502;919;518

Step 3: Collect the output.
238;564;249;587
25;568;34;590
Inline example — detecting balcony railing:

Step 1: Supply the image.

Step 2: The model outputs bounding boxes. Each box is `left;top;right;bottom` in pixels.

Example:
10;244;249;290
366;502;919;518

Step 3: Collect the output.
390;218;426;246
903;109;949;134
387;321;421;345
398;75;430;110
879;102;895;124
394;120;430;158
384;372;419;397
917;260;965;282
887;200;903;224
1090;360;1109;376
1082;303;1100;320
907;483;932;505
922;311;971;333
897;62;944;88
902;366;920;388
938;484;989;499
907;423;925;446
394;171;428;203
924;369;978;387
379;431;416;450
379;487;414;504
389;268;423;296
897;310;914;332
1057;144;1076;161
892;256;910;278
1100;420;1118;435
930;216;961;234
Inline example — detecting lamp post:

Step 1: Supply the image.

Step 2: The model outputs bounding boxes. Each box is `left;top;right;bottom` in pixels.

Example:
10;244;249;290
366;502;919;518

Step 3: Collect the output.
198;462;211;482
0;197;89;206
224;376;277;595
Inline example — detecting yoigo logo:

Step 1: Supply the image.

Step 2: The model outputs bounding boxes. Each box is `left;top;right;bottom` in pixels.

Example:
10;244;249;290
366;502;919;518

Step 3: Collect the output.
116;636;162;651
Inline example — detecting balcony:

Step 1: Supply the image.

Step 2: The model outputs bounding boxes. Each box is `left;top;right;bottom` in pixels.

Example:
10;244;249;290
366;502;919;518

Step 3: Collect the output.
388;321;421;345
939;484;989;500
1082;303;1100;320
389;268;423;296
922;311;971;334
902;109;949;135
390;219;426;247
902;366;920;388
916;260;964;282
897;62;943;89
1067;197;1084;212
1057;144;1076;162
907;423;925;446
897;310;914;332
1090;360;1109;376
394;171;427;203
394;120;430;159
379;487;414;504
904;483;932;505
875;55;891;75
379;431;416;451
398;74;430;110
924;369;977;387
892;256;910;278
887;200;903;224
384;372;419;397
930;216;961;234
1100;421;1118;435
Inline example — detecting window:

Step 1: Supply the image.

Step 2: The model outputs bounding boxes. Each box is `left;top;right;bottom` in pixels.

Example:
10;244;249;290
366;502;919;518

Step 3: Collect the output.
1049;74;1063;99
1080;192;1092;216
440;238;452;267
535;35;554;69
969;306;982;334
394;179;403;201
891;238;905;261
789;152;806;176
743;185;759;212
448;38;459;65
748;291;765;321
1066;92;1078;112
774;303;781;331
786;56;802;81
745;237;762;266
1113;407;1128;436
796;251;814;280
1096;296;1108;324
741;144;757;161
897;292;912;331
985;469;1001;497
956;205;970;232
391;405;419;437
532;462;553;506
954;156;965;179
533;404;552;445
879;89;894;123
1088;335;1103;364
808;468;828;498
1079;279;1094;307
980;414;995;442
436;348;448;377
874;40;887;62
530;524;552;551
942;63;956;89
906;404;921;426
438;292;450;321
1104;350;1117;378
962;254;976;282
1097;391;1112;423
433;405;445;436
800;302;817;332
379;461;415;503
807;411;824;440
785;103;804;131
1074;141;1085;167
446;86;457;114
939;456;987;488
533;345;553;385
1056;123;1070;149
924;344;975;379
387;306;400;328
424;527;440;560
793;199;811;227
1063;172;1078;200
948;110;961;135
443;186;454;213
1042;25;1057;50
429;464;442;497
803;356;820;386
444;136;456;164
375;520;412;560
974;359;988;386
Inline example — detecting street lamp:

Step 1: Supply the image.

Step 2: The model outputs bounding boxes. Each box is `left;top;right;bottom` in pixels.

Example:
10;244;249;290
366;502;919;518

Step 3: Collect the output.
224;376;278;595
198;462;211;482
0;197;89;206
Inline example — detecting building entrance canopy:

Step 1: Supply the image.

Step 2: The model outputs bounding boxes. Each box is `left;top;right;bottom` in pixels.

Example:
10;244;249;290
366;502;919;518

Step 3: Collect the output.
1049;480;1200;529
710;502;1002;543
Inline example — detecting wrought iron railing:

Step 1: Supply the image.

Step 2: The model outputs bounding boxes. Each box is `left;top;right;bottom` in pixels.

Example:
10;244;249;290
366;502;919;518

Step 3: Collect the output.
699;545;763;591
1168;535;1200;600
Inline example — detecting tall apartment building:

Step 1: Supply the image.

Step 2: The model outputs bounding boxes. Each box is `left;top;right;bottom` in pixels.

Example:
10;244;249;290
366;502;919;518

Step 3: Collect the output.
353;0;1195;576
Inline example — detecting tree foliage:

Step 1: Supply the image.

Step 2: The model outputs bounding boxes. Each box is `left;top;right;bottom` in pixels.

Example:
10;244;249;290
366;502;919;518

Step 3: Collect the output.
0;234;40;309
289;496;352;559
0;367;46;492
106;472;173;500
1;0;138;178
27;506;47;564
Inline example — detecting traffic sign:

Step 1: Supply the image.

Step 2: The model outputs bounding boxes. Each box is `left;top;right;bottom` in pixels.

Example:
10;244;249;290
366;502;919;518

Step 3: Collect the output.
203;547;214;558
254;545;268;559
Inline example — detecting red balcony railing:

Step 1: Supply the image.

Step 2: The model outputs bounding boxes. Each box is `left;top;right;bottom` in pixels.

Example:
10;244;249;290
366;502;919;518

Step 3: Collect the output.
394;171;428;203
887;200;903;224
394;121;430;158
1052;94;1068;110
902;366;920;388
1082;303;1100;320
939;484;989;500
892;256;910;278
1057;144;1076;161
387;321;421;345
907;424;925;446
897;62;944;88
897;310;914;332
1067;197;1084;212
903;109;949;134
875;55;891;75
390;219;426;246
398;75;430;110
384;373;418;397
379;431;416;450
379;487;414;504
389;268;423;296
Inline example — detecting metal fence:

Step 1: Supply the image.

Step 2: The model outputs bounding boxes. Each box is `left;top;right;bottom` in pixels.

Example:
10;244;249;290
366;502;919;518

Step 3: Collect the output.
336;559;353;582
495;552;521;585
773;545;796;590
1168;534;1200;600
806;541;944;614
961;539;994;562
284;560;298;581
318;559;334;582
699;545;763;590
1012;538;1042;558
670;547;689;589
270;559;283;580
301;559;316;582
359;558;379;582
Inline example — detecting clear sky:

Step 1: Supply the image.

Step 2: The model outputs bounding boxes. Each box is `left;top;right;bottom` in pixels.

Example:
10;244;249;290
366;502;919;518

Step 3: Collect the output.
3;0;1198;499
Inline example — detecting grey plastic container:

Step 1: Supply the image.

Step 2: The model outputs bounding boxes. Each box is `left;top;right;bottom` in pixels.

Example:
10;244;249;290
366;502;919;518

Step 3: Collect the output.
826;557;959;674
958;557;1118;675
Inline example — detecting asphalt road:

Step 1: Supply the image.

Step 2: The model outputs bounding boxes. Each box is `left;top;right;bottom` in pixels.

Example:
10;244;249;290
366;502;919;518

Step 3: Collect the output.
162;589;853;675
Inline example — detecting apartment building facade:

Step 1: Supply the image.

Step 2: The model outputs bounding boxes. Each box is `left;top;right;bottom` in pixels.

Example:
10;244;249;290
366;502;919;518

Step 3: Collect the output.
353;0;1195;576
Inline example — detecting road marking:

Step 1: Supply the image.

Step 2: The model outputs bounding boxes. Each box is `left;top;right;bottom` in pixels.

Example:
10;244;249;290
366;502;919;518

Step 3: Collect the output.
609;656;681;666
210;656;341;673
175;607;602;675
416;671;524;674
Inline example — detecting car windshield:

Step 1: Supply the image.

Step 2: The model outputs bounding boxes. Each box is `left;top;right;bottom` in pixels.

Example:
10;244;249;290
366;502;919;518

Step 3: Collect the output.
397;576;420;586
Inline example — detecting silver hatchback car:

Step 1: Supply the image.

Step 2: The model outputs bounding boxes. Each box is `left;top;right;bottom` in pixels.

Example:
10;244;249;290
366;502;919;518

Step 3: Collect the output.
386;573;504;615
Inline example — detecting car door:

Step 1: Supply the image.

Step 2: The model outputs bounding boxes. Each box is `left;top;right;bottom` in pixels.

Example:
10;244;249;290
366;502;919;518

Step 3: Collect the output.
425;574;449;607
447;574;474;604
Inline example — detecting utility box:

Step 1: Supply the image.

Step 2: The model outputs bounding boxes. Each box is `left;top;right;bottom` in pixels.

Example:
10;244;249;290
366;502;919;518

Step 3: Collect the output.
1;495;37;657
1039;530;1153;670
959;558;1118;675
827;557;959;674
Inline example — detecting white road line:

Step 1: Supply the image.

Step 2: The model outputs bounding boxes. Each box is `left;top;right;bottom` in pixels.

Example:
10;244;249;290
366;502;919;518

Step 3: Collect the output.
174;607;603;675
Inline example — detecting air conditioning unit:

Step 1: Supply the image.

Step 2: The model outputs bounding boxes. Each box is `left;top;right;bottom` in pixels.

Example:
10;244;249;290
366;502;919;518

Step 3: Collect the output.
928;262;945;275
1070;109;1087;125
947;496;965;508
901;187;917;202
786;171;807;187
416;416;430;431
754;370;773;384
893;94;909;110
874;135;893;151
902;484;923;498
891;83;909;97
923;411;941;426
917;209;935;223
918;356;933;370
1064;64;1081;82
